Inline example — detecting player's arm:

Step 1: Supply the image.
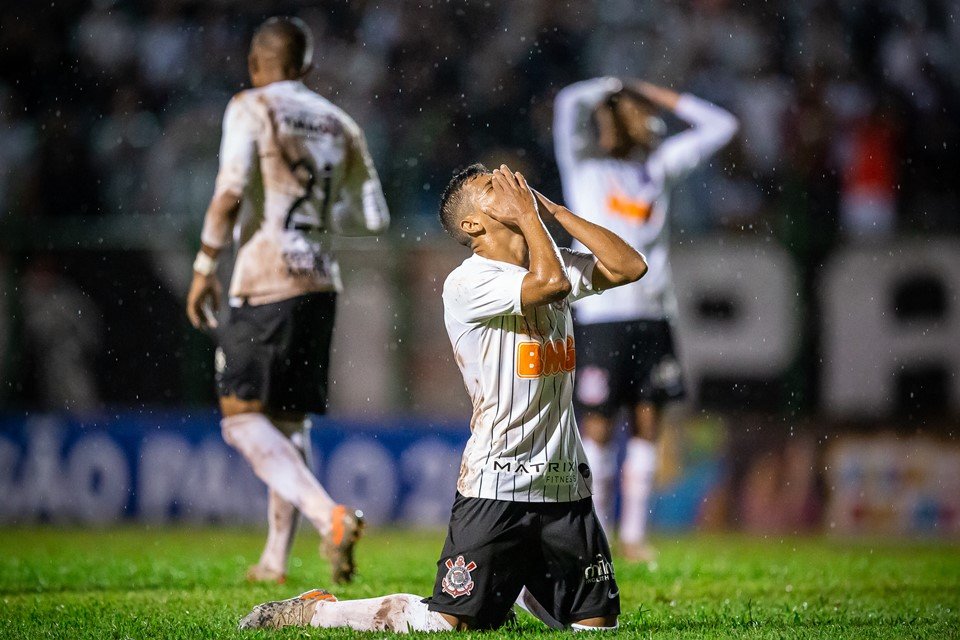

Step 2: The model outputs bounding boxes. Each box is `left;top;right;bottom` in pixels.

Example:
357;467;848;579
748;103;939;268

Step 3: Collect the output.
630;79;739;180
487;165;570;306
186;96;257;330
330;120;389;235
534;190;647;291
553;77;623;172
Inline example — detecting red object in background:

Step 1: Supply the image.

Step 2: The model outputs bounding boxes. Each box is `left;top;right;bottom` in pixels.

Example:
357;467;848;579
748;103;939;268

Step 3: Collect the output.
845;115;898;194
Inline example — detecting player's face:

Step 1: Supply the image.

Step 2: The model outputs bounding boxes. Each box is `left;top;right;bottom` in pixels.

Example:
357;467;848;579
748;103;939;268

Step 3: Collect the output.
464;173;528;253
595;104;631;158
615;97;658;152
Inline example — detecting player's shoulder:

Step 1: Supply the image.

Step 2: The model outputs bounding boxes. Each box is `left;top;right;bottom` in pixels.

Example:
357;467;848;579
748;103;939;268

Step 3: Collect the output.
443;255;496;295
296;87;363;138
227;87;257;109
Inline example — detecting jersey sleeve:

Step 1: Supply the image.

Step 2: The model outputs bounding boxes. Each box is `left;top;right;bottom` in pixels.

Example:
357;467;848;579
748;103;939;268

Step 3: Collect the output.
650;93;739;183
213;95;261;198
553;77;623;175
443;264;527;324
330;118;390;235
561;248;600;302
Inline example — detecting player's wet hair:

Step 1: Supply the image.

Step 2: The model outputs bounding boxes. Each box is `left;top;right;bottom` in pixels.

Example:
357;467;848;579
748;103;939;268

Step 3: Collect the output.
252;16;314;77
439;163;489;246
592;87;661;152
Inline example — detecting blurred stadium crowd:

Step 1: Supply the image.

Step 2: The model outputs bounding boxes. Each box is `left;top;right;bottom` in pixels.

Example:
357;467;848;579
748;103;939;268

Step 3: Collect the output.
1;0;959;411
3;0;959;233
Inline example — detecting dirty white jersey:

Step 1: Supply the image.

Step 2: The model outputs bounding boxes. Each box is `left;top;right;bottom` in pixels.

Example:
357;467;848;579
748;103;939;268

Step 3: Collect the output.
213;80;389;306
554;77;738;323
443;248;601;502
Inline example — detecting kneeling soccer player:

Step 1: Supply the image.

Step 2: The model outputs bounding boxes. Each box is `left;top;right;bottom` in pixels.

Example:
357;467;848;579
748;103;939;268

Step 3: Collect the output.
239;164;647;632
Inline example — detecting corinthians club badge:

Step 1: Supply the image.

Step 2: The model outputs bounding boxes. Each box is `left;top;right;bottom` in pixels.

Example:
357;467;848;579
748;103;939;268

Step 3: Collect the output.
441;556;477;598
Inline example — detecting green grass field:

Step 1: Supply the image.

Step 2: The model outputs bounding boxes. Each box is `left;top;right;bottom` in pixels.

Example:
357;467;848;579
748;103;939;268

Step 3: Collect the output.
0;527;957;639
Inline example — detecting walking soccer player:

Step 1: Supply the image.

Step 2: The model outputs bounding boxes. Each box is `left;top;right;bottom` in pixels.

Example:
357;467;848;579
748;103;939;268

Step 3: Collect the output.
236;163;648;632
554;78;738;562
185;16;389;584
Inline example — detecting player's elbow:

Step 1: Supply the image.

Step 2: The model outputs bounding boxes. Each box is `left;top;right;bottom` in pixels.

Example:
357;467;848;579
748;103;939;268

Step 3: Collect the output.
716;111;739;143
624;252;648;283
607;252;647;287
542;275;573;304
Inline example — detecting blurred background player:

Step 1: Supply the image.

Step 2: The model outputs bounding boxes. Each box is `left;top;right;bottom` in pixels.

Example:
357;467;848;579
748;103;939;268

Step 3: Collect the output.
185;16;389;584
553;77;738;562
236;162;647;632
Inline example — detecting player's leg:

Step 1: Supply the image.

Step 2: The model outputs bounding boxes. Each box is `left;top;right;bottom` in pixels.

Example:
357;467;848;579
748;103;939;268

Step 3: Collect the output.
574;322;623;536
217;293;362;583
580;413;617;534
523;498;619;630
423;494;528;630
219;399;338;539
619;401;660;562
619;319;685;562
246;418;310;583
238;589;455;632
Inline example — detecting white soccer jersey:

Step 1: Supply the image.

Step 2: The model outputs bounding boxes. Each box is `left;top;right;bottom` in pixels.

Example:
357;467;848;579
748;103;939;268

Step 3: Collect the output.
554;77;738;323
214;80;389;306
443;248;601;502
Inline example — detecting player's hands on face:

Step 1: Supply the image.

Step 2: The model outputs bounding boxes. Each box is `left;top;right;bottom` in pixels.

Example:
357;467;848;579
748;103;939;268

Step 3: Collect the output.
532;189;564;223
486;164;538;229
186;272;222;330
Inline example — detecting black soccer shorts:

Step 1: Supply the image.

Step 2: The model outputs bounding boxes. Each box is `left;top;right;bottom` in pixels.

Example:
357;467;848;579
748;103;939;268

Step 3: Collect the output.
215;292;336;414
574;318;686;417
424;493;620;629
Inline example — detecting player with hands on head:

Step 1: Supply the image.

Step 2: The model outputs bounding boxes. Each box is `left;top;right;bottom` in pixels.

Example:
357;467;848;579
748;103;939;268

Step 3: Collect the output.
554;77;738;562
237;163;646;632
186;15;389;585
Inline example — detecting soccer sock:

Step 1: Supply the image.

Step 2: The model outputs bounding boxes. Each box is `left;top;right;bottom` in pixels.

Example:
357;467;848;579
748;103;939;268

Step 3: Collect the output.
310;594;453;633
255;419;309;574
221;413;336;537
515;587;563;629
619;437;657;546
255;489;299;574
582;437;617;535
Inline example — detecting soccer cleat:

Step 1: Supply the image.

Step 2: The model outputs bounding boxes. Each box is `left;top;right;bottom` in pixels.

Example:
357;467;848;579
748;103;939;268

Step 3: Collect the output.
323;505;365;584
245;563;286;584
238;588;337;629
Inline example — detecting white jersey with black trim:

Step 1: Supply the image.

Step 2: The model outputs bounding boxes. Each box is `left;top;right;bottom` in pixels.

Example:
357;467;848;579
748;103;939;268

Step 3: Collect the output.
554;77;738;323
214;80;389;306
443;248;601;502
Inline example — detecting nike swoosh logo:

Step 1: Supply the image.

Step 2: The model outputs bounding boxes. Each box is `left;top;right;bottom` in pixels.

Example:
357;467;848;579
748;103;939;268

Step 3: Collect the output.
607;589;620;599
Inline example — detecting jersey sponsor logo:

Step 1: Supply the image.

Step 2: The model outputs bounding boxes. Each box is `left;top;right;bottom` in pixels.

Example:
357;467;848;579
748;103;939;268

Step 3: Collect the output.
279;112;344;138
606;189;652;223
516;336;576;378
441;556;477;598
583;554;615;584
487;460;578;486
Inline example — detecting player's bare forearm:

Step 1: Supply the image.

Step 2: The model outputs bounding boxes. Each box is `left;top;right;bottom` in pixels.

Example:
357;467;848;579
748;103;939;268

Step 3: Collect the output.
490;166;569;306
535;191;646;290
518;213;570;303
199;189;244;258
631;80;681;112
186;190;240;330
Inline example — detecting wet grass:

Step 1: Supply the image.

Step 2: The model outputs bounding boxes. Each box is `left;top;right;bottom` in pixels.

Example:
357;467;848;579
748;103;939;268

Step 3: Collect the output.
0;527;957;638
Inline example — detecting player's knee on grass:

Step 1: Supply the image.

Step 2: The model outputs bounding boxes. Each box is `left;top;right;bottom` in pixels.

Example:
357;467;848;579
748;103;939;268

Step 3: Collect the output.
582;412;615;445
571;615;619;631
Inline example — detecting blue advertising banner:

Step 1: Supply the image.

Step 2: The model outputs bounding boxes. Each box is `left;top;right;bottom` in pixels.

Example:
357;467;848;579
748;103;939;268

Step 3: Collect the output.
0;412;720;529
